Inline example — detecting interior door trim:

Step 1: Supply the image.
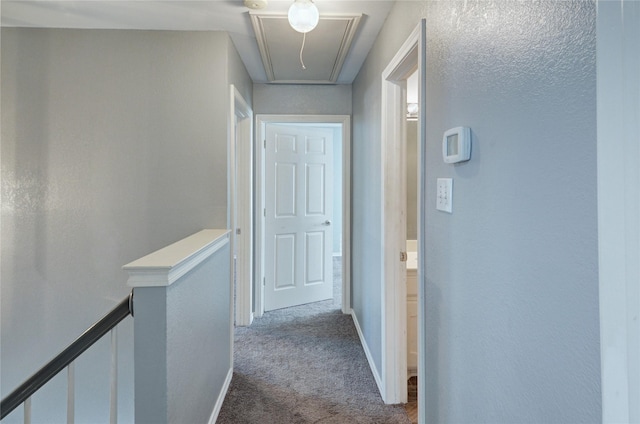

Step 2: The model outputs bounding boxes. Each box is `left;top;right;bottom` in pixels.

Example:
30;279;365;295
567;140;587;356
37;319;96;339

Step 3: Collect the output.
230;85;254;328
255;114;351;317
379;19;426;412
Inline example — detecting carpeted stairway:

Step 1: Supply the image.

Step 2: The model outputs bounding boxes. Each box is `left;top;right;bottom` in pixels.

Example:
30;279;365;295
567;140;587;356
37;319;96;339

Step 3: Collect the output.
217;260;410;423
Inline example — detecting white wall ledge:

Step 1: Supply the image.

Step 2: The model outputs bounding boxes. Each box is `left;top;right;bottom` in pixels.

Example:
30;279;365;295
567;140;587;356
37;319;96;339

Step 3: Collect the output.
123;229;230;287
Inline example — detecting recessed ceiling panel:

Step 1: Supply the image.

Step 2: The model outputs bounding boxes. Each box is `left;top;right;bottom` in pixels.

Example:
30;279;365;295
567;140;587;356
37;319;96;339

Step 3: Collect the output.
250;13;361;84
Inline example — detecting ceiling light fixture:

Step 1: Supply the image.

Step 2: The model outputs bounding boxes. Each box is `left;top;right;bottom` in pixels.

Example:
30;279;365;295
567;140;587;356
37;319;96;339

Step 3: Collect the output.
288;0;319;33
287;0;319;71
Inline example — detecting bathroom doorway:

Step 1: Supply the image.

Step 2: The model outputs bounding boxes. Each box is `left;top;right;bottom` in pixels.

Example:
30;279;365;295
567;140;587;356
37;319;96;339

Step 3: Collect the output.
404;69;420;423
380;19;425;423
405;69;420;379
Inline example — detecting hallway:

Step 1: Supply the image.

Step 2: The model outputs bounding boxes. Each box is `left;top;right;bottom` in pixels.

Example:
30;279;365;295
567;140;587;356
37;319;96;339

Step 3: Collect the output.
217;260;410;423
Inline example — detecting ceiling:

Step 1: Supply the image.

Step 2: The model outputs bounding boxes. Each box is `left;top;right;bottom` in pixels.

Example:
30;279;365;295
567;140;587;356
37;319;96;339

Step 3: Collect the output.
250;12;362;84
0;0;396;84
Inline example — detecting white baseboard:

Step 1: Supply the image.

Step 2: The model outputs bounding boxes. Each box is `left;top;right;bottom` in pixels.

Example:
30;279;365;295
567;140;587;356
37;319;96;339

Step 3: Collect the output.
236;312;254;327
350;310;384;397
208;367;233;424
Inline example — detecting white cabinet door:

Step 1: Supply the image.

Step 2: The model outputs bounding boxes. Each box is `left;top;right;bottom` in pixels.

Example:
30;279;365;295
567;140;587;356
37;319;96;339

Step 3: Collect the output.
264;124;334;311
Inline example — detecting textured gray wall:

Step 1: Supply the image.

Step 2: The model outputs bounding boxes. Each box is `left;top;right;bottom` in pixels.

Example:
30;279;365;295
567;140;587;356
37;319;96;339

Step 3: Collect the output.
134;241;231;424
253;83;351;115
352;1;600;422
596;1;640;421
227;37;253;109
167;243;231;423
1;28;250;422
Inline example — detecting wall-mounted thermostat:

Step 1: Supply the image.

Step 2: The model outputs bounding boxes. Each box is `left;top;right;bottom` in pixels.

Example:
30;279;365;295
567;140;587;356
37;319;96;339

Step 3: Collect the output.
443;126;471;164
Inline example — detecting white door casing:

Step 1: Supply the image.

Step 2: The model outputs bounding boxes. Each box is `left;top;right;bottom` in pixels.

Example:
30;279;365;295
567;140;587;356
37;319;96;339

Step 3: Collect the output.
255;114;351;319
230;85;254;327
379;20;425;412
264;124;334;311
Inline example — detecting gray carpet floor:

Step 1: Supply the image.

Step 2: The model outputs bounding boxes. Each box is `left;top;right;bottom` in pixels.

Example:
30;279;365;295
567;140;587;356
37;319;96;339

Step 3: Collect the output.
217;259;410;424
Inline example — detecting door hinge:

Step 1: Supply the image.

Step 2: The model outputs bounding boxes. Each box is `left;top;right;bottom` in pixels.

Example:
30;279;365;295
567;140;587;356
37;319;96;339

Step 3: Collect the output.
400;251;408;262
236;228;241;235
263;139;266;149
263;277;266;286
264;208;266;217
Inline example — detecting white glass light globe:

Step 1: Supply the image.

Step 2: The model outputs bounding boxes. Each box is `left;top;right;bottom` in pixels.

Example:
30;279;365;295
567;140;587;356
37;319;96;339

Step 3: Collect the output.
288;0;319;33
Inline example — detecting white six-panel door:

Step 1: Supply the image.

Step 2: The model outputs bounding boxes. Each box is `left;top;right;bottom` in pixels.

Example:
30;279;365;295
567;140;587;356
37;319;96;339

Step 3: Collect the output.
264;124;333;311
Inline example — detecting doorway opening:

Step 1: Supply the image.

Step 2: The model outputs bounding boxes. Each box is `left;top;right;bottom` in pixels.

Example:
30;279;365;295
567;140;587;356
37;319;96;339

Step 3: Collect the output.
253;115;351;318
230;85;254;328
406;67;420;376
380;20;425;423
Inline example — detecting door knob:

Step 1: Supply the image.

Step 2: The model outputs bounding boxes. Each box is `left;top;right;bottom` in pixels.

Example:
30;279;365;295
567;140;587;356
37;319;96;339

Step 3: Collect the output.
323;220;332;226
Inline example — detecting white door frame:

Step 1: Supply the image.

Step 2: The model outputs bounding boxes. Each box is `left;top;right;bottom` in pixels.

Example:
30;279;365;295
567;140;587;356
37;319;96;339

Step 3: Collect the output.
230;85;254;327
380;20;426;412
255;114;351;317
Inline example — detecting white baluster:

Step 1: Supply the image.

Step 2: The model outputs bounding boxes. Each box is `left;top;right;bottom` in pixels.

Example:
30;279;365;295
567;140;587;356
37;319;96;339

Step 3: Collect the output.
110;327;118;424
23;397;31;424
67;362;75;424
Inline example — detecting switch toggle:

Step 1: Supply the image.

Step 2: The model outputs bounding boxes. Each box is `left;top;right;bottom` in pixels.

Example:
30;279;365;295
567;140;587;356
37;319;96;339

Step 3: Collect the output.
436;178;453;213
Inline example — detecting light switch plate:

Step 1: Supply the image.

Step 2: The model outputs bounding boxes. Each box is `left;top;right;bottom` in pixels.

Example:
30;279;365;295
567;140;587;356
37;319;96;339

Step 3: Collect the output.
437;178;453;213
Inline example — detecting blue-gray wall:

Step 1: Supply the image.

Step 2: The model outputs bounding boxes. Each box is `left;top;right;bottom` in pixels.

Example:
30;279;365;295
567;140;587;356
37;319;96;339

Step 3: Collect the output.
351;1;601;422
133;238;231;424
596;1;640;421
1;28;251;423
253;84;351;116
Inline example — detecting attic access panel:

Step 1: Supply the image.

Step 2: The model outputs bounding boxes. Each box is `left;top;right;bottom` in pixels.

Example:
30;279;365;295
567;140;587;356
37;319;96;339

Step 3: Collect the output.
250;13;361;84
